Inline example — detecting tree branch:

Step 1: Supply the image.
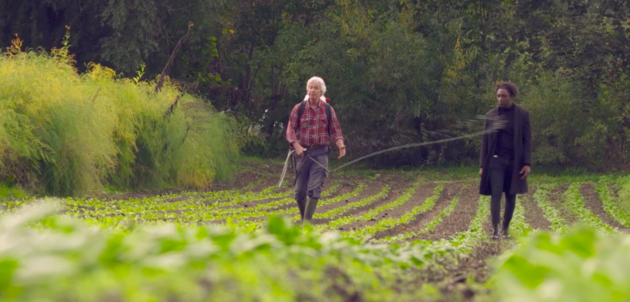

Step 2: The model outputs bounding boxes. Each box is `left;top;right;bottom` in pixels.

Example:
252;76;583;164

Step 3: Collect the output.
155;21;194;93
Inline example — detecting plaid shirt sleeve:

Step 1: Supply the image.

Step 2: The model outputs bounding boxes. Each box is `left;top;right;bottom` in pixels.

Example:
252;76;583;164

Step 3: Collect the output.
329;106;343;142
286;104;300;145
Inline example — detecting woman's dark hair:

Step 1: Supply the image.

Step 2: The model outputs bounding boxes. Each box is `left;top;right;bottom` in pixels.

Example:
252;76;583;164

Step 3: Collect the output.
495;81;519;97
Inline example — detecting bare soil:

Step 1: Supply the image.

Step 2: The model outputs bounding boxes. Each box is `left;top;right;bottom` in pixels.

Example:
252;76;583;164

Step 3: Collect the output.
373;183;466;240
331;182;412;231
580;183;628;230
313;181;391;225
341;183;437;231
547;183;578;226
520;187;552;230
412;185;480;241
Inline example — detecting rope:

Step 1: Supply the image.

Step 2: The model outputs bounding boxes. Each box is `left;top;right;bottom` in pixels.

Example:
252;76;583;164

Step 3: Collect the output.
278;149;296;188
278;123;502;188
328;128;495;173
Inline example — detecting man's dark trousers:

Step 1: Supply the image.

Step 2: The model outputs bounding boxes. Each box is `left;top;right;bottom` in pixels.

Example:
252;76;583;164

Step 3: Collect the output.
293;146;329;222
489;155;516;233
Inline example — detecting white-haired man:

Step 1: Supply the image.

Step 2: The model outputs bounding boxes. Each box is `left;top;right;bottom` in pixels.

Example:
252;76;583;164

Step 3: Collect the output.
286;76;346;226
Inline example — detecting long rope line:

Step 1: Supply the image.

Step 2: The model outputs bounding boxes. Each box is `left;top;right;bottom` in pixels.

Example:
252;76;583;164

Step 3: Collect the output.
278;127;497;188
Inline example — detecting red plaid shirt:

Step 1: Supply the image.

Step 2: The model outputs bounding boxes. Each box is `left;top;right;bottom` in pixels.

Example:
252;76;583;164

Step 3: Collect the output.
286;100;343;148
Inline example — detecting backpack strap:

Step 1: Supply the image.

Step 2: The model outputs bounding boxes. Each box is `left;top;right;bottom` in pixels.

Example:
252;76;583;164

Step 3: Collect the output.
324;102;332;137
297;101;306;129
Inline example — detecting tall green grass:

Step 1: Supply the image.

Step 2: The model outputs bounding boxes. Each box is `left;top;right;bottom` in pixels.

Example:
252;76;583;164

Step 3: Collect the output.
0;41;243;196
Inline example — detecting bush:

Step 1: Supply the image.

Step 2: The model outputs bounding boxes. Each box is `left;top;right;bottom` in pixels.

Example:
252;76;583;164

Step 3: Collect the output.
0;37;243;196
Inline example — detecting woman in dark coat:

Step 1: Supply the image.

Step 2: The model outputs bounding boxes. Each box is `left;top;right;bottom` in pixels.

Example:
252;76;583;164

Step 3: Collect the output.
479;81;532;240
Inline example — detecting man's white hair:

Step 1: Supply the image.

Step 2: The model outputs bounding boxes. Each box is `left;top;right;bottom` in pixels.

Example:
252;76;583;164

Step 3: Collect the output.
304;76;327;102
306;76;327;95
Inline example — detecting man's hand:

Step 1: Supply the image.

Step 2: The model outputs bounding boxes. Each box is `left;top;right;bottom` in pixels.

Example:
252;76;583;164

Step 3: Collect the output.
520;165;531;179
338;147;346;159
336;140;346;159
294;143;305;157
479;168;483;175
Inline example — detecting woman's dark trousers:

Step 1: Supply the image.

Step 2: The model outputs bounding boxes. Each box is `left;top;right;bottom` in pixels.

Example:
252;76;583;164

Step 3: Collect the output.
489;155;516;235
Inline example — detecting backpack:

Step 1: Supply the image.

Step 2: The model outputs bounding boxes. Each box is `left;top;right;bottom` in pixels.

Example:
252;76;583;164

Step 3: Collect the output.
296;100;332;137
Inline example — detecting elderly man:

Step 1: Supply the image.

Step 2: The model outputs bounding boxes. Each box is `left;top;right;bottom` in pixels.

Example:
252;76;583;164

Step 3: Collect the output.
286;76;346;226
479;81;532;241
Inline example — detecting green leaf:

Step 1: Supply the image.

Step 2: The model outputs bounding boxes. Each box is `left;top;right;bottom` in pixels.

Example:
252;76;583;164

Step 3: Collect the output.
0;259;18;289
502;254;550;289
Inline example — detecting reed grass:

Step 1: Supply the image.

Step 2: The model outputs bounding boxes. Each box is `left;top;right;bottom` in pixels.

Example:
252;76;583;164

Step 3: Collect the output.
0;37;243;196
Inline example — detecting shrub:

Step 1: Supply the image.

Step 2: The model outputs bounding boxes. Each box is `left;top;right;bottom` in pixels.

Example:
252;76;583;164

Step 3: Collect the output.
0;36;243;196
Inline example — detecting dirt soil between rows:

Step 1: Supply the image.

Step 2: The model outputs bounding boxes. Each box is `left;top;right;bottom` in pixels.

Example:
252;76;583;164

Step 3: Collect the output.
547;183;577;226
312;180;391;225
372;183;466;240
580;183;628;231
411;184;480;241
520;187;552;230
332;181;413;231
341;183;437;231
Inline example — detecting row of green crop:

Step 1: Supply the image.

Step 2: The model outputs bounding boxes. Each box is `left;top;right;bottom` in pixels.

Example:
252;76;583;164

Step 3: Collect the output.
210;184;396;232
446;196;491;251
596;177;630;228
86;185;284;212
8;177;630;302
532;184;569;233
245;186;365;219
320;182;422;231
374;186;465;243
344;185;444;239
169;180;425;234
295;185;390;222
563;182;617;234
508;195;534;238
0;202;457;302
71;185;345;229
55;185;289;218
2;184;253;217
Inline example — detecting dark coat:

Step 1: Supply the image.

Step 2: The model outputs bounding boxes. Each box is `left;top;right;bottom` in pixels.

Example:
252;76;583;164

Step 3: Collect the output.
479;104;532;195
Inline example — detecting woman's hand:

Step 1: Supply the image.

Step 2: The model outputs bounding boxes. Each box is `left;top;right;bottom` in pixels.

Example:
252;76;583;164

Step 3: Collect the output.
520;165;531;179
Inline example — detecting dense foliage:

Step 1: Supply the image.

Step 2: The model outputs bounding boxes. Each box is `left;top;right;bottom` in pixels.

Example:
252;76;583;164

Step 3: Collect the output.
0;203;451;302
2;0;629;169
493;226;630;302
0;36;244;196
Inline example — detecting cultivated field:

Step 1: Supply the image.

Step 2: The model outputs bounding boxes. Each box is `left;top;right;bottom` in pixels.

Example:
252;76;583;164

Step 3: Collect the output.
2;160;629;301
